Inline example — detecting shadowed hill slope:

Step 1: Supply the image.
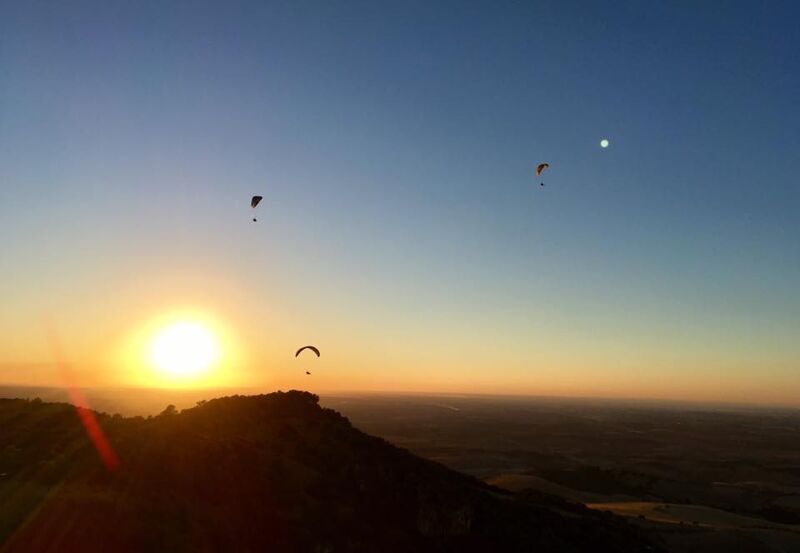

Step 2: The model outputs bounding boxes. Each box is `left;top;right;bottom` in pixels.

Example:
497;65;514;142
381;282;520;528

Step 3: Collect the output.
0;392;659;552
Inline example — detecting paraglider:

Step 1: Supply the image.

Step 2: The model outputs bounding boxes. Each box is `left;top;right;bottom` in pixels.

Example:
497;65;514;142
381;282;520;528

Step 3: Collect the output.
251;195;263;221
536;163;550;186
296;346;319;376
295;345;320;357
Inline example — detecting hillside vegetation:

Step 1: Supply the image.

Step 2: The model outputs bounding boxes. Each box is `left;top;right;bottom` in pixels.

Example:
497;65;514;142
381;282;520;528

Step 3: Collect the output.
0;392;658;552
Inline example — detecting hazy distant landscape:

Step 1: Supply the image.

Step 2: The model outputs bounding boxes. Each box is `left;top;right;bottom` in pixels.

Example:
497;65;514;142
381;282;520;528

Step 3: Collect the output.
322;394;800;552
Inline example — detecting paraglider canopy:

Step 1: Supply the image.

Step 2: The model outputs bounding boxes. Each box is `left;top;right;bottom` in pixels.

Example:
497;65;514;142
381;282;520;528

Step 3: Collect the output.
295;345;320;357
536;163;550;186
251;195;263;221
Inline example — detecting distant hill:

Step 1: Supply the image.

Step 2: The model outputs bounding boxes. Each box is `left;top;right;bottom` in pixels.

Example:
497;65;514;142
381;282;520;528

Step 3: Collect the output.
0;391;659;552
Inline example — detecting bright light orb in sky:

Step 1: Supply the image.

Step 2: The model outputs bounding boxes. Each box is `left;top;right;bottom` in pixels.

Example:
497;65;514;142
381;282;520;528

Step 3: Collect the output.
148;321;220;379
600;139;610;148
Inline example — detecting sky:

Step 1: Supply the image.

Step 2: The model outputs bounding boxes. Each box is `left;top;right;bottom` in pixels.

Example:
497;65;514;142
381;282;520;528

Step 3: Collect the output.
1;0;798;405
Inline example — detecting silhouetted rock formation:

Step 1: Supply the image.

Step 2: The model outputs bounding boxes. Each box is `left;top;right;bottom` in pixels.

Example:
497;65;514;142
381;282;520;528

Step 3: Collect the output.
0;391;660;552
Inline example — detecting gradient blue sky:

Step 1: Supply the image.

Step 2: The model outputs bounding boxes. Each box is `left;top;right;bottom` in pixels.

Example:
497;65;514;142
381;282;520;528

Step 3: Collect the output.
1;1;798;403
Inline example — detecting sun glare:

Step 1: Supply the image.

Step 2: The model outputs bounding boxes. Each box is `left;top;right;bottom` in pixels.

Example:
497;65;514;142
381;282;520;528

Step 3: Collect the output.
148;321;220;380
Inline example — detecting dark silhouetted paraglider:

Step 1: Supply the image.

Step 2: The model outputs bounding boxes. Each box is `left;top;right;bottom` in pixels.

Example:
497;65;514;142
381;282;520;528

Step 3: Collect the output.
251;195;263;221
536;163;550;186
296;346;319;376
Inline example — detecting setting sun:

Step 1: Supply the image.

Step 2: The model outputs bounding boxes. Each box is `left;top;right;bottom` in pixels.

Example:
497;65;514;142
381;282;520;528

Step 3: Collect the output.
117;310;248;389
148;321;220;380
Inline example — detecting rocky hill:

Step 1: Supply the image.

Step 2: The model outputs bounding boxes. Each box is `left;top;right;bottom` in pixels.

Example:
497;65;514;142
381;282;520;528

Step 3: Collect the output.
0;391;659;552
